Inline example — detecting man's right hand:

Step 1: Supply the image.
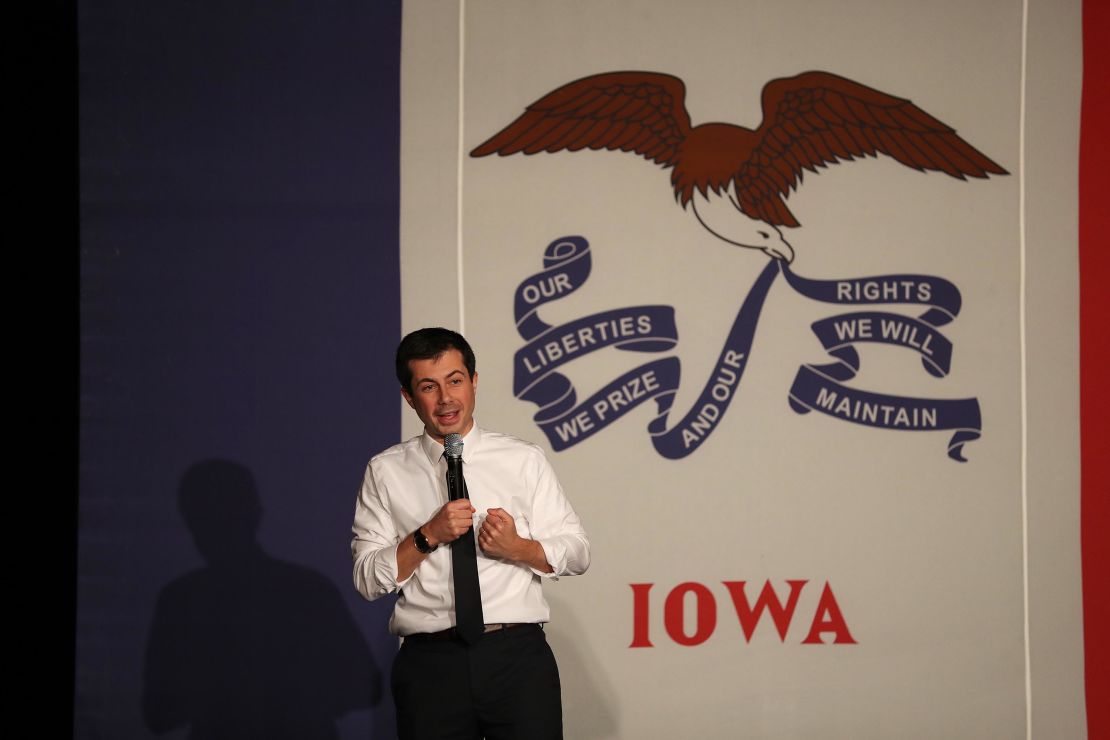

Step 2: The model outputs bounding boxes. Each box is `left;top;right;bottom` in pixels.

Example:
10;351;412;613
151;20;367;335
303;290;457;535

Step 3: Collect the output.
422;499;477;547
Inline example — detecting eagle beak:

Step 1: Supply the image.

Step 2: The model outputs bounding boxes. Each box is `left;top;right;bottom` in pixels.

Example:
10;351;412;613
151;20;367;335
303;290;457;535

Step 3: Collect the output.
761;240;794;264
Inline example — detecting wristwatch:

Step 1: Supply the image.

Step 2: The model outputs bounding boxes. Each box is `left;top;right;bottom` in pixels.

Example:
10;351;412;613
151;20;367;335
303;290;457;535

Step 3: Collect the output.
413;526;437;554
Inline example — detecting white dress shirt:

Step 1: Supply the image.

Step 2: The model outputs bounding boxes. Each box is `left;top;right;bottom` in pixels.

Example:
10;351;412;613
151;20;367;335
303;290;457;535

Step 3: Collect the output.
351;424;590;636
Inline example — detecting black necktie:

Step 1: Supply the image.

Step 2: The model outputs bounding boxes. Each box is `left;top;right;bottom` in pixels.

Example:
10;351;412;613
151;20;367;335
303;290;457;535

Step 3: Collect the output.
445;440;484;643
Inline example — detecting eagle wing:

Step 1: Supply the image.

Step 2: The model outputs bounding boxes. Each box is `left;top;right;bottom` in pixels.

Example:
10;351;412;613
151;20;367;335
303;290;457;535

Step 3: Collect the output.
469;71;692;166
734;70;1008;227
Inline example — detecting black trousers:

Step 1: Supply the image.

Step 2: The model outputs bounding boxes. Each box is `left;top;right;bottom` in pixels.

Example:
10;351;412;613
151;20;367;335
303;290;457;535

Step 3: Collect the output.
392;624;563;740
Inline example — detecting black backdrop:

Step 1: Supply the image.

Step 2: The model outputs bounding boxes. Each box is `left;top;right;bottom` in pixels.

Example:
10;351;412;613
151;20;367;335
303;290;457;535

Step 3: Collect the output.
78;2;403;737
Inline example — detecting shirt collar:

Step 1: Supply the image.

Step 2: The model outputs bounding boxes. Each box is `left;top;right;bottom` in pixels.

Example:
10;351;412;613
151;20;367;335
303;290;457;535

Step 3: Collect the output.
419;423;482;467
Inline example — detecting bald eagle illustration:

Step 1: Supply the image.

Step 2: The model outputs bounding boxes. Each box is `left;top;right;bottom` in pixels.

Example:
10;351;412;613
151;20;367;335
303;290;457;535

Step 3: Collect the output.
471;70;1007;263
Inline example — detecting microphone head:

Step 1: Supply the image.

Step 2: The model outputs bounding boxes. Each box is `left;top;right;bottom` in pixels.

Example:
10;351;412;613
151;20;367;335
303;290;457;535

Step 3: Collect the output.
444;433;463;459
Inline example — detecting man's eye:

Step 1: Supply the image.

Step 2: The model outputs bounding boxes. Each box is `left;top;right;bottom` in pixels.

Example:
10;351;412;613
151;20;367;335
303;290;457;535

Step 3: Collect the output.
421;385;434;392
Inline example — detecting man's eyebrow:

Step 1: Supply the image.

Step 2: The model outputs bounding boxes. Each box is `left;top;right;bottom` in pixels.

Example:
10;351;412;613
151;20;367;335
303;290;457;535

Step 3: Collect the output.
415;369;465;385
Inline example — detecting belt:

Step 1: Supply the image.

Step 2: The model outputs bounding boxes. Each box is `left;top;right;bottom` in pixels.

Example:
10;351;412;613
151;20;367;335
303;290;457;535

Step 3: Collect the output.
404;622;536;643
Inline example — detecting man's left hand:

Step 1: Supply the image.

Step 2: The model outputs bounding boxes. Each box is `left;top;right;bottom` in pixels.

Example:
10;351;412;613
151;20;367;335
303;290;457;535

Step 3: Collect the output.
477;508;523;561
478;508;555;573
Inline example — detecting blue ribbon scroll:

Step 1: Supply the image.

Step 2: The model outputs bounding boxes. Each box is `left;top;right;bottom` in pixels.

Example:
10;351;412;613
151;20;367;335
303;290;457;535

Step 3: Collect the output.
512;235;982;462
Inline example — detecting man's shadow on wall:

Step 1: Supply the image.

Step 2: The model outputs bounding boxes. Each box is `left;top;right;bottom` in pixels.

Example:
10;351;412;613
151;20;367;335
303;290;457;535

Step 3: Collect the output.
142;459;383;739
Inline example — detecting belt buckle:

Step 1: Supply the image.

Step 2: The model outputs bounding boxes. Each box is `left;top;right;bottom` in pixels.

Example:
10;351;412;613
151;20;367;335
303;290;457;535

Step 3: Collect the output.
484;622;528;634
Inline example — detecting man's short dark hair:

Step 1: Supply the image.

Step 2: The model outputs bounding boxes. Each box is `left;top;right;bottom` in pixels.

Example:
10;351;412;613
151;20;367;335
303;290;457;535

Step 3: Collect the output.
395;327;477;392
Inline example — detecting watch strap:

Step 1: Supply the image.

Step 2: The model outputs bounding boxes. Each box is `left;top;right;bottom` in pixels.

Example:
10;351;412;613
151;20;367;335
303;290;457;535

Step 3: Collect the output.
414;526;437;554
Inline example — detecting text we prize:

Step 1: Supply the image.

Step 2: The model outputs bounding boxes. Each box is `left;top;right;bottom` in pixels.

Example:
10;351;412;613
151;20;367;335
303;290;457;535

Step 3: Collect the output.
630;580;856;647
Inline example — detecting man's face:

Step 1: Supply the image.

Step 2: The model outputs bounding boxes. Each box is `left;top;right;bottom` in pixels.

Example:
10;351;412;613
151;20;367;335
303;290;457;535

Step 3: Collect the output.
401;348;478;443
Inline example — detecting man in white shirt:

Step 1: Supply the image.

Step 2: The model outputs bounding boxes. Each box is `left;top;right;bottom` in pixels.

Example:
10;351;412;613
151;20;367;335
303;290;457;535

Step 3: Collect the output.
352;327;590;739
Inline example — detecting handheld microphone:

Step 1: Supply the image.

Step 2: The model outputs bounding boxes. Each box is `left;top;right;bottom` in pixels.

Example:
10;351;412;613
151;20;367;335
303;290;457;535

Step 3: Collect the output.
444;433;467;501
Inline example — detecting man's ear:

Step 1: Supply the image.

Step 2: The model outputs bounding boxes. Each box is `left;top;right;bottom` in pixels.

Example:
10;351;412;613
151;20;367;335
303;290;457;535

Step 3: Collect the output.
471;372;478;393
400;386;415;409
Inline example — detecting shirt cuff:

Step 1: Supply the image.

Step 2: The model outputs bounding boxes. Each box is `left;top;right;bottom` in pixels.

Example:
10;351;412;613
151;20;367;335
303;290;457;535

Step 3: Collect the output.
373;544;409;596
533;538;564;579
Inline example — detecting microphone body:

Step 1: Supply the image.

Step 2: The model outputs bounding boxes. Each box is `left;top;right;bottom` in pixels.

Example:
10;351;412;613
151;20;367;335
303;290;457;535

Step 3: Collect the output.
445;454;467;501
